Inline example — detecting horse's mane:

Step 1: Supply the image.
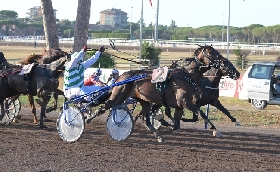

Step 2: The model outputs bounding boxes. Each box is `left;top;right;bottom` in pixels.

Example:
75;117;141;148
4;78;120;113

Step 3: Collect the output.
193;45;214;57
42;49;68;64
20;49;68;65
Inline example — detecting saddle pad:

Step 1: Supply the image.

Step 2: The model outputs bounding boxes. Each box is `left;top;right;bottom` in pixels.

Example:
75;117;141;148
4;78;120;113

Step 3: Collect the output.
151;66;169;83
19;63;36;75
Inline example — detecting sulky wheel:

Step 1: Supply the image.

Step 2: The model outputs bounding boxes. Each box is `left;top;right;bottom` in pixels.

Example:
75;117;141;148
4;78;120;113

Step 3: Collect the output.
0;98;16;125
150;108;163;130
57;106;85;142
106;105;134;141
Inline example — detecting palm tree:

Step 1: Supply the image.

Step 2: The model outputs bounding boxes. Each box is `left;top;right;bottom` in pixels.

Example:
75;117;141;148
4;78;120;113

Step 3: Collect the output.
40;0;59;49
73;0;91;52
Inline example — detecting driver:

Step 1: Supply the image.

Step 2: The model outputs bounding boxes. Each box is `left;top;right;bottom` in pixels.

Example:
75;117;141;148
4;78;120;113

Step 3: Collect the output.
107;69;119;86
273;74;280;93
84;68;106;87
63;45;105;100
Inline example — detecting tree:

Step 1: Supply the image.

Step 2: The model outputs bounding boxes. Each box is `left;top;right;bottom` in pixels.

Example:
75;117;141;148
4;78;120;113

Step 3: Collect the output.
41;0;59;49
141;42;162;66
60;19;72;26
86;50;115;68
73;0;91;52
233;46;249;69
0;10;18;20
169;19;177;29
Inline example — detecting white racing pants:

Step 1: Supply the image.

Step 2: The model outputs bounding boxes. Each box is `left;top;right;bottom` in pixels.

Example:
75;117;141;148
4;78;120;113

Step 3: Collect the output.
64;85;102;101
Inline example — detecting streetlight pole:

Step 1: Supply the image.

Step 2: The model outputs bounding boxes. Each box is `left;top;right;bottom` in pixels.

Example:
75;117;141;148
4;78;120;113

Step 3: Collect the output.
154;0;159;42
222;14;225;42
139;0;143;60
130;6;133;37
226;0;230;59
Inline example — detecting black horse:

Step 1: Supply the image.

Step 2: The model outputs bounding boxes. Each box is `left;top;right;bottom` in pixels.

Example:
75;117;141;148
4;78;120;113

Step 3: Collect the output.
0;64;57;128
15;49;68;124
182;58;241;125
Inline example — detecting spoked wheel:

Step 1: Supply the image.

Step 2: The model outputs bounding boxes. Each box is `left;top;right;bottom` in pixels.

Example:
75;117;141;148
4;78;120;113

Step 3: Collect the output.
150;108;163;130
0;98;16;125
57;106;85;142
106;105;134;141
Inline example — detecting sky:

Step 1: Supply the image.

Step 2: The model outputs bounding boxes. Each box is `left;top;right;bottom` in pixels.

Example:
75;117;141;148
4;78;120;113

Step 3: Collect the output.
1;0;280;28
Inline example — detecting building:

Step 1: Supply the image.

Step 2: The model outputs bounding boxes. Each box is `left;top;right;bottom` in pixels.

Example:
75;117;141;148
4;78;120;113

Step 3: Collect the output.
99;8;128;28
26;6;57;20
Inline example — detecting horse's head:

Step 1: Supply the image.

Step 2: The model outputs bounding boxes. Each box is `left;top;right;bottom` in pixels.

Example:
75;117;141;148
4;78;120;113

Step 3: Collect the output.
194;45;221;67
215;55;240;80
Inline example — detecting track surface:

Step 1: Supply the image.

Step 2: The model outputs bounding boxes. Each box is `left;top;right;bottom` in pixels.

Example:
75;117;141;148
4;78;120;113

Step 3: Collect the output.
0;108;280;172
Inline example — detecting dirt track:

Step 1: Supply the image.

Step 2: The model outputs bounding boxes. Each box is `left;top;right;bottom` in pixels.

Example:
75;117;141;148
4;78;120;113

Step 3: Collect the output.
0;108;280;172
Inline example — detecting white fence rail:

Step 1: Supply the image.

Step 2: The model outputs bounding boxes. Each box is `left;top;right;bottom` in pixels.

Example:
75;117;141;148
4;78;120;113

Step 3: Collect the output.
2;38;280;52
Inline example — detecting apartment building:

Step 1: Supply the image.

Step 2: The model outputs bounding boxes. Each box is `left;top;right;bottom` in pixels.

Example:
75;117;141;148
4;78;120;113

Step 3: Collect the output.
99;8;128;28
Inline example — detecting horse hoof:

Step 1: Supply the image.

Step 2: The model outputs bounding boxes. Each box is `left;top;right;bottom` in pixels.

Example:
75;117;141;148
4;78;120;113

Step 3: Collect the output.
235;122;241;126
13;118;19;123
15;114;22;119
40;125;48;129
213;130;222;137
158;136;166;143
45;109;51;113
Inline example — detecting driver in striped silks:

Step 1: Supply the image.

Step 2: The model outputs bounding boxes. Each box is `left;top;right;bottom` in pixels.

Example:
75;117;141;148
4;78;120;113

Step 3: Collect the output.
63;45;105;100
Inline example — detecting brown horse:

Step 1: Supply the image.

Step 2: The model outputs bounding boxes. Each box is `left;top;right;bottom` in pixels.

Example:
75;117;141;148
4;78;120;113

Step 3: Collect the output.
94;45;226;142
161;57;241;127
13;49;68;124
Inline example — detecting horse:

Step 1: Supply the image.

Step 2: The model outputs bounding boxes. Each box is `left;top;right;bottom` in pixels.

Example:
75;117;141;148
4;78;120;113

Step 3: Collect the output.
13;49;68;124
182;58;241;125
0;63;57;128
93;45;226;142
160;57;241;127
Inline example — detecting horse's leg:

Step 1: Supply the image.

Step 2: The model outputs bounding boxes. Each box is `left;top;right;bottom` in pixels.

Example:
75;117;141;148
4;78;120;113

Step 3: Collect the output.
10;95;22;120
46;91;58;113
173;108;184;130
0;102;4;121
139;101;165;143
181;102;199;122
184;102;222;137
55;89;67;111
39;96;51;129
150;105;174;128
211;100;241;126
27;94;38;124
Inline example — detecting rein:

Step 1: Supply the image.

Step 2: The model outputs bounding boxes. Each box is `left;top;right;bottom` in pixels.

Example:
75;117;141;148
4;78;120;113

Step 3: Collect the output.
0;69;21;78
87;48;142;65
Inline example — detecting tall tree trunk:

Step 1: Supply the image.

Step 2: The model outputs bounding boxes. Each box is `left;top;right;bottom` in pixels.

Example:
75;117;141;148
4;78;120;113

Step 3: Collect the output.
41;0;59;49
73;0;91;52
